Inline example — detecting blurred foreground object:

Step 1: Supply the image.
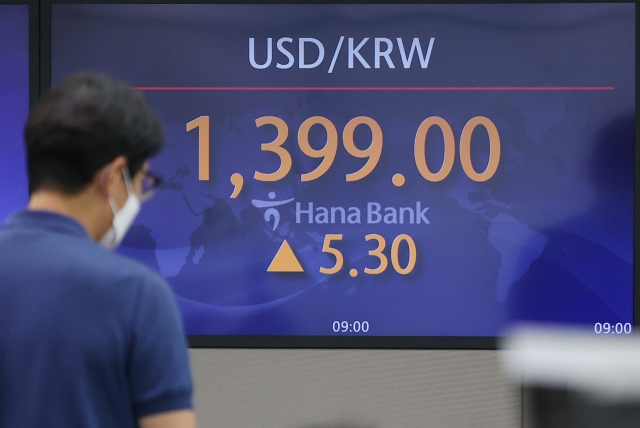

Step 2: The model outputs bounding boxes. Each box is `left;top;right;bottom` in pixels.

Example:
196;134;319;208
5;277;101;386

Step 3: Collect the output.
501;325;640;428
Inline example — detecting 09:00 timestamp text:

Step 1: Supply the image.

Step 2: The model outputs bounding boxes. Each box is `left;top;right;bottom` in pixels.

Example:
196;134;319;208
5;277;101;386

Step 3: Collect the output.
594;322;632;334
333;321;370;333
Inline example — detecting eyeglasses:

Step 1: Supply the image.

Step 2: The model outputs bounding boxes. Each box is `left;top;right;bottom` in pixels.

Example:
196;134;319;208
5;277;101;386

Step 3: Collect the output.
139;170;162;202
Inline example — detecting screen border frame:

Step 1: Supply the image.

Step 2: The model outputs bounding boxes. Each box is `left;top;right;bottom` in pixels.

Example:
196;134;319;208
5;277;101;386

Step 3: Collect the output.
0;0;39;107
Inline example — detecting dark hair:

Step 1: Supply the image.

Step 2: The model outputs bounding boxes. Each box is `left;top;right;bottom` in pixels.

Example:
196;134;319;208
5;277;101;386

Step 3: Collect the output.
24;73;164;194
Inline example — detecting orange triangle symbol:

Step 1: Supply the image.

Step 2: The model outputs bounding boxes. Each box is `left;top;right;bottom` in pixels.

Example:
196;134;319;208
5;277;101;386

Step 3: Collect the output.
267;240;304;272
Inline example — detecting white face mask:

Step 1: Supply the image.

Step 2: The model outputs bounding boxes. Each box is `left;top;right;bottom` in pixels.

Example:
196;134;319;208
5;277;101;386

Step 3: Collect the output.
99;167;141;250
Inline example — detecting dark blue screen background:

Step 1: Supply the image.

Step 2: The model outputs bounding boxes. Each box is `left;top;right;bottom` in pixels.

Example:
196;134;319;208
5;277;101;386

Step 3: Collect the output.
0;5;29;223
52;4;634;336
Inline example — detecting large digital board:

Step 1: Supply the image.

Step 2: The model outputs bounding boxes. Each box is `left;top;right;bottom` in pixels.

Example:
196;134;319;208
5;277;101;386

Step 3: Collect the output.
51;3;635;343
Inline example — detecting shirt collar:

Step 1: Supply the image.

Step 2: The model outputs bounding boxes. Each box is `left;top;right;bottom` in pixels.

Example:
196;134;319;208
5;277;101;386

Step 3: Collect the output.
4;210;90;239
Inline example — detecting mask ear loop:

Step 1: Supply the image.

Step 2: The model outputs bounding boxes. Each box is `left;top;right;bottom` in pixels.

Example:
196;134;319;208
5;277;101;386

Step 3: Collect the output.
100;164;132;214
122;166;134;193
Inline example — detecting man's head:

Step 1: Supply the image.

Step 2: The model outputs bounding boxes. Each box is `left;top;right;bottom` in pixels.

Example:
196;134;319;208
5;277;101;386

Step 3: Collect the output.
25;73;164;244
25;73;163;195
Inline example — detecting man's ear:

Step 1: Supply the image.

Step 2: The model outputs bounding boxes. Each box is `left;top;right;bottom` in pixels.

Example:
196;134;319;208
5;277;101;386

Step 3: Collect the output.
99;155;128;199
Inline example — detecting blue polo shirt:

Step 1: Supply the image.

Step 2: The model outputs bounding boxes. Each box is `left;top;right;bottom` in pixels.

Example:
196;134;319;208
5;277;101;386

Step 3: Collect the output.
0;210;193;428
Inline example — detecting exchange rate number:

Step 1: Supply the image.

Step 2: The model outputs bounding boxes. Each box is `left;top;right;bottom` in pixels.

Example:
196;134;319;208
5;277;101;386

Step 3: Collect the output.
187;115;500;183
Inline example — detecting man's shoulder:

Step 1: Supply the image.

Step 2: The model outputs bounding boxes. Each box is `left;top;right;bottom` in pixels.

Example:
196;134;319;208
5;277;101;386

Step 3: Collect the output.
0;217;169;297
79;244;172;303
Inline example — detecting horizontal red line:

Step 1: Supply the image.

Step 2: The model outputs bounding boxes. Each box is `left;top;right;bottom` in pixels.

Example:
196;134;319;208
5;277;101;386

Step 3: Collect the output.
134;86;615;91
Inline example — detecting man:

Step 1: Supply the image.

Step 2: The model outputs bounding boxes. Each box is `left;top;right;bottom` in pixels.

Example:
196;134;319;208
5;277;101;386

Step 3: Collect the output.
0;73;196;428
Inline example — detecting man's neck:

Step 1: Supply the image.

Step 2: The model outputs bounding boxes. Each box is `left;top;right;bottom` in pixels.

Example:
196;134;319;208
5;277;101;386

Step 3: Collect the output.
28;189;109;241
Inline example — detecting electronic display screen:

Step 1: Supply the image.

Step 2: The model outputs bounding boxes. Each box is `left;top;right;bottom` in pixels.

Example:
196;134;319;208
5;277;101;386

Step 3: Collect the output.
51;4;635;343
0;4;29;224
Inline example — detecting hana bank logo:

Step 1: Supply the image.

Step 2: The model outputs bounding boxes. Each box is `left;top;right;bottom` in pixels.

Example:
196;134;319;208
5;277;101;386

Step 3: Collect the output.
251;192;294;231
